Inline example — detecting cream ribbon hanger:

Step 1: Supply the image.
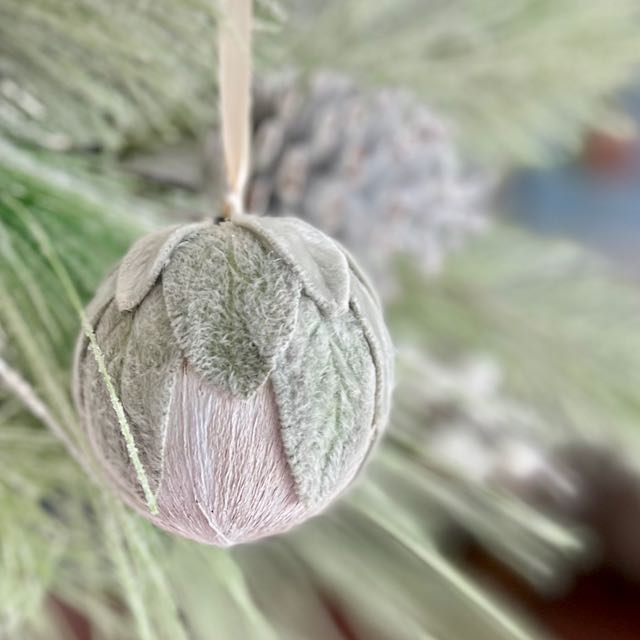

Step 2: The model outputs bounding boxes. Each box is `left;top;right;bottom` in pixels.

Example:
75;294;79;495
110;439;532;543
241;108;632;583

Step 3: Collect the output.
218;0;253;217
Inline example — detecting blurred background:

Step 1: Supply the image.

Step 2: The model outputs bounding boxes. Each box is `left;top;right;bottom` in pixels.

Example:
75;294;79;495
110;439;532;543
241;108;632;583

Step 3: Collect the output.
2;1;640;638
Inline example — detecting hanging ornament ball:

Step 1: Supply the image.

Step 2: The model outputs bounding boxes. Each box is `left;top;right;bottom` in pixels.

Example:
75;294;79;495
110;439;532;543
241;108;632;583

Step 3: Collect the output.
73;213;393;546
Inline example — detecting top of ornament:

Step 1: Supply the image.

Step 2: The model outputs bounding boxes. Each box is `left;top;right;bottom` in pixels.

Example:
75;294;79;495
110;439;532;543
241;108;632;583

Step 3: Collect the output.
111;213;392;424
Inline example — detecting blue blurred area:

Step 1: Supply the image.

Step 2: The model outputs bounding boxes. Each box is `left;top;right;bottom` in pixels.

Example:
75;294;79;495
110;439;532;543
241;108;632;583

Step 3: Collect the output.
505;82;640;272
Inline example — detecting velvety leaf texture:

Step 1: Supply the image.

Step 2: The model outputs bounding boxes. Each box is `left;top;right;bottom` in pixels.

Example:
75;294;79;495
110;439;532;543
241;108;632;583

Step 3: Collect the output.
119;285;181;493
348;271;394;440
81;300;138;496
233;213;351;316
116;223;207;312
80;286;179;499
162;223;302;397
271;296;377;505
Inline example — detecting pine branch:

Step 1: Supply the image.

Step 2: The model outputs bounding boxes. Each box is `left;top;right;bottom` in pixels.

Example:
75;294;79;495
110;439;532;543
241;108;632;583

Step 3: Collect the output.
277;0;640;163
1;0;639;163
0;140;546;640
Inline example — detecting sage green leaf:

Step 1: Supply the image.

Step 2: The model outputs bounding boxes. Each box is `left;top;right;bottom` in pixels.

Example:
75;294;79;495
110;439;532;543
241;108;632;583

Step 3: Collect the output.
271;296;376;506
233;213;350;317
116;223;206;312
162;223;301;397
119;285;181;494
349;271;395;441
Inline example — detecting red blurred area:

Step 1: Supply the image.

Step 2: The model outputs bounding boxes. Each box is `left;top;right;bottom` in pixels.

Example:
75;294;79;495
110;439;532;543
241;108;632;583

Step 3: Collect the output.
467;547;640;640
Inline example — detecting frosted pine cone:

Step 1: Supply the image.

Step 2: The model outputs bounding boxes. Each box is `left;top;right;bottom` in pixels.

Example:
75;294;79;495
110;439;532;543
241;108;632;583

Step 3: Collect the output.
243;72;491;290
129;72;491;292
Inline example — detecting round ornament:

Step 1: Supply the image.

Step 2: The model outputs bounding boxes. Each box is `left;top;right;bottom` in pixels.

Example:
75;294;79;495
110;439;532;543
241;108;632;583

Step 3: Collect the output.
73;213;393;545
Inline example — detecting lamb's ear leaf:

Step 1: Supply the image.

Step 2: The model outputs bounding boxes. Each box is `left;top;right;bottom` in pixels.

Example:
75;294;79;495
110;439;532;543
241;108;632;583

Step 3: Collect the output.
162;224;301;397
336;240;394;438
116;223;207;312
349;271;395;441
271;297;377;506
232;213;350;317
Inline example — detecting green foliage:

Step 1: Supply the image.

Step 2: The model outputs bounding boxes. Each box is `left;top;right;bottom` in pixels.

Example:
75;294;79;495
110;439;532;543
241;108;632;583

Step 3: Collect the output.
0;145;559;639
0;427;67;636
390;225;640;458
3;138;637;639
1;1;639;162
4;1;640;636
0;0;280;152
279;0;640;163
0;0;218;150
